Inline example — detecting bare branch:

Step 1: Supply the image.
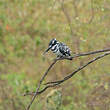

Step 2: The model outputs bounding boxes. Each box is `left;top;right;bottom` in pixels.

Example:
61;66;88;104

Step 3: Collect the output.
25;59;57;110
44;52;110;85
71;48;110;58
43;48;110;85
54;48;110;60
26;52;110;95
25;48;110;110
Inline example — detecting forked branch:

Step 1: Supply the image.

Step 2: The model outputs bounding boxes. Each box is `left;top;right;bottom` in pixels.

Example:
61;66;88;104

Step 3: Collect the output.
25;48;110;110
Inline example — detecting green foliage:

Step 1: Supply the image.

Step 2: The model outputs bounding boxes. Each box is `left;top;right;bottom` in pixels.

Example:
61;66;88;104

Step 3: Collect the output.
46;89;62;110
0;43;6;55
1;73;26;93
35;36;42;46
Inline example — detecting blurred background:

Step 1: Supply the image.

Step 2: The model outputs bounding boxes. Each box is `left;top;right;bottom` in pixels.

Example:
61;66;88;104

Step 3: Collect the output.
0;0;110;110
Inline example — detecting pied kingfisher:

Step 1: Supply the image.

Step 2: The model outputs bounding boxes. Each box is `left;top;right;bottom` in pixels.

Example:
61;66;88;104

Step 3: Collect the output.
43;38;72;60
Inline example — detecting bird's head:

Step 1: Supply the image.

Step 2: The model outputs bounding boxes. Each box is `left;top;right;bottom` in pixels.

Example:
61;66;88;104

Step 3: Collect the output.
43;38;57;55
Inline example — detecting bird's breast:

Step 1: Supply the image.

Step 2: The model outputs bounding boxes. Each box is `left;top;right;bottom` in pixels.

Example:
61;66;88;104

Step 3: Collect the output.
51;45;62;56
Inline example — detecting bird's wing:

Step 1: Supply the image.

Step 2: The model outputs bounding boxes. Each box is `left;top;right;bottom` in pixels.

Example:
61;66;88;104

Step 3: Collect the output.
59;43;71;56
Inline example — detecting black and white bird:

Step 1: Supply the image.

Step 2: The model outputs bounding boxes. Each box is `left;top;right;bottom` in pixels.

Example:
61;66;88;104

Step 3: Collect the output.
43;38;72;60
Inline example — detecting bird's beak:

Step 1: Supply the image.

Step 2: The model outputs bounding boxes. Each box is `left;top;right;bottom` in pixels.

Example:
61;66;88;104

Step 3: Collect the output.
43;46;51;55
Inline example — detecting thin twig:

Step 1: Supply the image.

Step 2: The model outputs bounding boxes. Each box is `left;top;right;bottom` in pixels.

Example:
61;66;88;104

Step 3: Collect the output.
25;52;110;95
26;59;57;110
71;48;110;58
44;48;110;85
44;52;110;85
51;48;110;60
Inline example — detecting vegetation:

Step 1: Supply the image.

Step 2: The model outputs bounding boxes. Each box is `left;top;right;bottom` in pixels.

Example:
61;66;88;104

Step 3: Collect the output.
0;0;110;110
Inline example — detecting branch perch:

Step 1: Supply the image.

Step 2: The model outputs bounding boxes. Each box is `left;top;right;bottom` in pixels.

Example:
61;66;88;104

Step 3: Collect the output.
24;51;110;97
44;52;110;85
